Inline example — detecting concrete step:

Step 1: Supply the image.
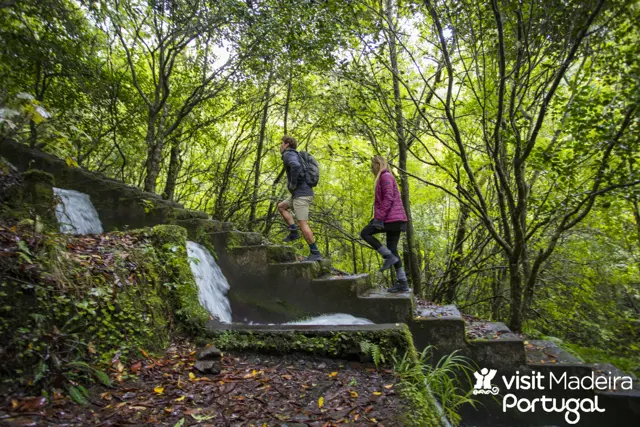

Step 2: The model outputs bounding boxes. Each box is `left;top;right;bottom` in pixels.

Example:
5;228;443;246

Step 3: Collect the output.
467;321;520;341
268;258;332;282
415;303;461;319
409;303;467;356
355;288;414;324
228;244;297;265
311;273;372;297
525;339;584;365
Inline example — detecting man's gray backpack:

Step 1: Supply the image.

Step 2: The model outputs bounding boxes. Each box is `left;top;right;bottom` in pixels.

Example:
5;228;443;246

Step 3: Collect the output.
296;151;320;187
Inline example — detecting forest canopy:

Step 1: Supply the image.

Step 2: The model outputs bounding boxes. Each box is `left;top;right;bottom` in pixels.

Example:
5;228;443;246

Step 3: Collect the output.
1;0;639;366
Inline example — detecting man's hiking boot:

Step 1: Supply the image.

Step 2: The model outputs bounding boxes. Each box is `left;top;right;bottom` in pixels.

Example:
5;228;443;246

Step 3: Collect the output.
304;252;323;262
379;253;400;272
388;280;410;293
282;230;300;243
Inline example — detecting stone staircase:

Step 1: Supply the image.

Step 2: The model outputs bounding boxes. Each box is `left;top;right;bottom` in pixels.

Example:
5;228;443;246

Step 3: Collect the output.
5;138;639;425
175;218;415;325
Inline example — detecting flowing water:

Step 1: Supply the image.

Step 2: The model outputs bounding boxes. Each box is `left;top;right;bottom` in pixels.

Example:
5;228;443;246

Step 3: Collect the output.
186;241;232;323
53;187;103;235
285;313;373;325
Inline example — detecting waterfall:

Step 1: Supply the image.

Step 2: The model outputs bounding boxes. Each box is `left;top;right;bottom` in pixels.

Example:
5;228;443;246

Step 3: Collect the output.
53;188;103;235
285;313;373;325
186;241;232;323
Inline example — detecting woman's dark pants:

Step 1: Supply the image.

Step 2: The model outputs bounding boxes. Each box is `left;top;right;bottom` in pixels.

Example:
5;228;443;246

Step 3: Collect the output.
360;222;405;269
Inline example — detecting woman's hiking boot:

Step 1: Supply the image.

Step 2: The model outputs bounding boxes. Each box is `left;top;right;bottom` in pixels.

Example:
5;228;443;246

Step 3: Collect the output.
377;246;400;271
388;280;410;293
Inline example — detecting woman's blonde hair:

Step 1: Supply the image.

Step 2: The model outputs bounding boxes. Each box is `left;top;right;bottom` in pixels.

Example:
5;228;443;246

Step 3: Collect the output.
372;155;388;187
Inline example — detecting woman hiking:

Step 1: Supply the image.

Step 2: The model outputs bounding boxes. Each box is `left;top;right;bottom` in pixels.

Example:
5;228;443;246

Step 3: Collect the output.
360;155;410;293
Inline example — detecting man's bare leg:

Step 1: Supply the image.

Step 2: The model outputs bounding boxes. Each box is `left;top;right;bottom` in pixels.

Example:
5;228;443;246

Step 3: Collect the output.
278;201;294;226
298;220;315;244
279;201;300;242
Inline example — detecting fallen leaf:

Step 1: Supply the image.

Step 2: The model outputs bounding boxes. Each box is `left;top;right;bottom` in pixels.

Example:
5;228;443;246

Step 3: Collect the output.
174;396;186;402
139;348;149;358
349;390;358;398
154;386;164;394
318;396;324;408
282;374;293;380
189;372;196;381
328;372;338;378
88;342;96;354
373;392;382;396
130;361;142;373
384;384;393;389
100;392;112;401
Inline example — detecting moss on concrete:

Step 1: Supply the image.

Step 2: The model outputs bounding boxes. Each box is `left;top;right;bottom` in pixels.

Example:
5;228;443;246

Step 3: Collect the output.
150;225;210;333
206;324;417;363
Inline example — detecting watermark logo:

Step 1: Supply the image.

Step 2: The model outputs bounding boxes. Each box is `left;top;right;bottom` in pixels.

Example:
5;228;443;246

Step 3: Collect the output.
471;368;634;424
473;367;499;395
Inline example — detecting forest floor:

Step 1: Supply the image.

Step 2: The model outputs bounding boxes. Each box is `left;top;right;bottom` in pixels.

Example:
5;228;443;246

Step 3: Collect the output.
0;341;404;427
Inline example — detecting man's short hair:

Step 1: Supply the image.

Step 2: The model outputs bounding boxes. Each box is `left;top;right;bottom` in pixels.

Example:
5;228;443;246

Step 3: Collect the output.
282;135;297;149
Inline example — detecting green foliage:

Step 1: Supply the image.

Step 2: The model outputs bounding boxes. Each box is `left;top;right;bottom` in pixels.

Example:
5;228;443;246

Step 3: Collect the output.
211;327;414;362
359;339;385;368
0;0;639;374
393;346;477;427
0;221;207;392
563;343;640;378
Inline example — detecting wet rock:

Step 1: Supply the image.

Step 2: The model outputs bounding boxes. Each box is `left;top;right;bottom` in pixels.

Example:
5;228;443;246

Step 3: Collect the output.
194;359;221;375
196;344;222;360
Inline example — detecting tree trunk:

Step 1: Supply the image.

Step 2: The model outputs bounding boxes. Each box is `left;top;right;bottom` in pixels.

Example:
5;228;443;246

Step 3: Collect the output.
508;256;523;332
263;71;292;235
385;0;421;294
249;72;274;231
143;106;167;194
445;202;469;302
163;140;182;200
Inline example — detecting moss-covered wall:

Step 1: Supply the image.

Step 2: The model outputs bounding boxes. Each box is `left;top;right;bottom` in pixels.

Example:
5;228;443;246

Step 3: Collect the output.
0;220;208;387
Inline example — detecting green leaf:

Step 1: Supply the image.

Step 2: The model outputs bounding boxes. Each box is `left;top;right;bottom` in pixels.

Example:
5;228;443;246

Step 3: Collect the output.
68;386;89;405
93;370;112;387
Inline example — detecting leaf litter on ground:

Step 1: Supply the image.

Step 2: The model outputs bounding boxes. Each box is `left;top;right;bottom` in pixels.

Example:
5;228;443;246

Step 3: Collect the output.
0;340;403;426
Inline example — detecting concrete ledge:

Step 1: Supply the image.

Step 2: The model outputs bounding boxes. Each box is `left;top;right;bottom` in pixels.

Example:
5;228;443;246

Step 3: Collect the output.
268;261;322;282
409;317;467;356
356;290;414;324
203;322;417;362
466;338;525;369
311;274;371;298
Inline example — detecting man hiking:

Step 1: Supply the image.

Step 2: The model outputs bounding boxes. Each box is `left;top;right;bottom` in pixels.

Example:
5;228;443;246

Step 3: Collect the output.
278;135;323;262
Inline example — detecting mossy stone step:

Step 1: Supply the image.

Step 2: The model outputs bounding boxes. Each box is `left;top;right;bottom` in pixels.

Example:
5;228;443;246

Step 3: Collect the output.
356;288;414;324
268;260;329;282
415;304;462;319
311;273;372;297
467;321;519;341
525;339;584;365
228;244;297;265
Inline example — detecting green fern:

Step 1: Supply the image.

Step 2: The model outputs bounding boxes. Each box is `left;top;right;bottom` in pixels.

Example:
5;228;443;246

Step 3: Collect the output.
359;340;386;367
392;346;478;426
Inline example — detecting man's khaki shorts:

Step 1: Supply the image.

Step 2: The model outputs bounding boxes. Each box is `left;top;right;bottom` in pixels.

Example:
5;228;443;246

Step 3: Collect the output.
283;196;313;221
